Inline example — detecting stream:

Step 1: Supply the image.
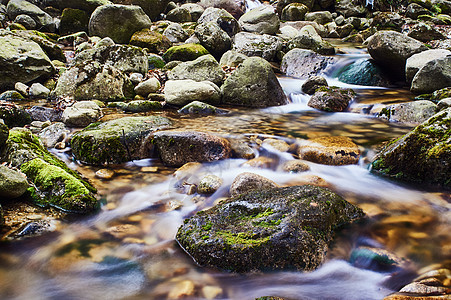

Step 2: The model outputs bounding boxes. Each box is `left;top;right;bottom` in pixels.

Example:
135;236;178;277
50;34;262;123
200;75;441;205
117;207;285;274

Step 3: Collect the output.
0;45;450;300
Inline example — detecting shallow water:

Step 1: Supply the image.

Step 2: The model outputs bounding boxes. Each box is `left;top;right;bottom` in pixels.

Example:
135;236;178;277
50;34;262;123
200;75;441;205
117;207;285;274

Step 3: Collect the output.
1;48;450;300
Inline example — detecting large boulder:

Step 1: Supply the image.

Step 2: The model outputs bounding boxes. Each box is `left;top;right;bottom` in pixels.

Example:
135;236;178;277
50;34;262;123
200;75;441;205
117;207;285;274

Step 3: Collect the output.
405;49;451;83
129;28;172;54
88;4;152;44
45;0;112;13
6;0;55;32
0;30;54;90
281;48;335;78
9;30;66;62
197;7;241;37
297;136;360;165
281;3;309;21
0;165;28;199
71;44;149;74
1;128;98;212
176;185;364;272
52;61;134;101
378;100;437;124
164;80;221;106
371;108;451;188
59;8;90;36
338;58;390;87
168;54;225;86
162;43;209;62
366;31;428;79
221;57;287;108
308;87;355;112
407;22;446;42
411;56;451;94
152;130;232;167
238;5;279;35
287;24;335;55
71;116;171;165
111;0;170;21
195;21;231;58
162;22;189;43
232;32;283;62
62;101;103;127
0;102;32;128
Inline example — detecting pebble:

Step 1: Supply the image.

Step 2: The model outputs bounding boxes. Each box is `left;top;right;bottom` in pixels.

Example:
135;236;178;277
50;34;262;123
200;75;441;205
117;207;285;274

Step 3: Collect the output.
105;224;141;239
197;175;222;194
202;286;223;299
142;166;158;173
242;156;275;168
95;169;115;180
262;138;290;152
167;280;195;299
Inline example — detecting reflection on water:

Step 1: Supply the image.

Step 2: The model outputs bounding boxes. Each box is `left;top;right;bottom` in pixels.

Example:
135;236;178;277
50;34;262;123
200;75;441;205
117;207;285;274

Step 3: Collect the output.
0;48;450;300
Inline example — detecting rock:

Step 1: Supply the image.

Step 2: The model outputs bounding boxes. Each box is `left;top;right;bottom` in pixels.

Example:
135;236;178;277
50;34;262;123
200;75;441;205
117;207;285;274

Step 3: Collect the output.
229;172;278;197
46;0;112;13
164;80;221;106
112;100;163;113
95;37;115;48
162;22;189;43
6;0;55;32
405;49;451;83
112;0;170;21
95;168;115;179
297;136;360;165
152;130;232;167
281;3;309;21
406;3;432;19
219;50;247;67
305;11;333;24
181;3;204;21
411;56;451;94
232;32;283;62
431;87;451;101
162;43;209;62
2;128;98;212
278;25;300;39
239;5;279;35
166;7;192;22
366;31;428;79
371;12;404;31
26;106;62;123
281;48;335;79
88;4;152;44
336;23;354;38
0;121;8;151
242;156;275;168
437;98;451;110
407;22;446;42
29;83;50;99
338;58;390;87
281;160;310;173
195;21;231;59
308;87;356;112
262;138;290;152
38;122;69;148
0;30;54;90
432;0;451;14
52;61;134;101
14;82;28;96
198;174;223;194
287;24;335;55
62;101;103;127
276;0;314;14
148;54;165;69
221;57;287;108
0;90;24;101
176;185;365;272
379;100;438;124
197;7;241;37
371;108;451;188
14;14;37;29
178;101;228;115
60;8;89;36
8;30;66;62
71;115;171;165
350;247;406;272
0;165;28;199
0;103;32;127
168;55;225;87
129;29;172;54
302;75;328;94
71;44;148;74
134;78;161;97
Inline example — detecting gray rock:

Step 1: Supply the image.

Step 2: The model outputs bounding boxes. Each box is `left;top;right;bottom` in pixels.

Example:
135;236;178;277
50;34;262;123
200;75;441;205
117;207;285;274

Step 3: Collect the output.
437;98;451;110
366;31;428;79
38;122;69;148
71;115;172;165
134;77;161;97
29;83;50;98
405;49;451;83
238;5;279;35
0;30;54;90
197;7;241;37
0;90;24;101
176;185;364;272
287;24;335;55
219;50;248;67
305;11;333;24
95;37;115;48
112;100;163;113
406;3;432;19
165;80;221;106
180;3;204;21
152;130;232;167
232;32;283;61
302;75;328;94
178;101;228;114
411;56;451;94
0;165;29;199
14;82;28;96
281;48;335;78
88;4;152;44
229;172;278;197
198;174;223;194
7;0;55;32
221;57;287;108
26;106;62;122
407;22;447;42
163;22;189;43
281;160;310;173
195;21;231;58
168;54;225;86
14;14;36;29
62;101;103;127
71;44;148;74
281;3;309;21
166;7;192;22
379;100;437;124
308;87;355;112
45;0;111;13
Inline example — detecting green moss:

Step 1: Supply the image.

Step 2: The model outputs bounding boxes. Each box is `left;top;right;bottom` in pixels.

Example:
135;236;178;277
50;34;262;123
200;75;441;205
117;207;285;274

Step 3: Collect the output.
162;43;209;62
217;230;270;247
202;222;212;231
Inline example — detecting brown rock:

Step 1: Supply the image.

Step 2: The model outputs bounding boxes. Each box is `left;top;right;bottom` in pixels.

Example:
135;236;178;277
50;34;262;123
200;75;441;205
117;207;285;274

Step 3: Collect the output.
297;136;360;165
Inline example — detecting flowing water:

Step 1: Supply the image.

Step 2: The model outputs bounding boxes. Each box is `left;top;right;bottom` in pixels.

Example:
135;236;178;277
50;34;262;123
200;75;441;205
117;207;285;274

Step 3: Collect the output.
0;47;450;300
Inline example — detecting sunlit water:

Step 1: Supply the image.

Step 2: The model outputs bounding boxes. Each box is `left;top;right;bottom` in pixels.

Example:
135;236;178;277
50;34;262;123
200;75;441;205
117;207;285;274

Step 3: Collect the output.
0;46;450;300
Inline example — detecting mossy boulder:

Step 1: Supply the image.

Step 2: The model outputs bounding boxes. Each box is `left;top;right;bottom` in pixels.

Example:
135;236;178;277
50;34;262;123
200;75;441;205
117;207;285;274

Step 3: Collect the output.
0;90;24;101
371;108;451;188
110;100;163;112
129;28;172;54
1;128;98;212
59;8;90;36
111;0;170;21
178;101;228;115
6;0;55;32
0;122;8;150
71;116;171;165
0;102;32;128
9;30;66;62
287;24;335;56
162;43;209;62
176;185;365;272
308;86;356;112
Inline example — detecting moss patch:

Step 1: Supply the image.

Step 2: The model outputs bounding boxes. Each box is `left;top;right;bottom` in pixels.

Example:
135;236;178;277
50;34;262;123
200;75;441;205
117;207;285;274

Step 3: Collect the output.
162;43;209;62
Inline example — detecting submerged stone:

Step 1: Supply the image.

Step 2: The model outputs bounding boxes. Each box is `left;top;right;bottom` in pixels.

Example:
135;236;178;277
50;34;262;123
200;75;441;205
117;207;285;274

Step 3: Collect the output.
176;185;364;272
297;136;360;165
371;108;451;188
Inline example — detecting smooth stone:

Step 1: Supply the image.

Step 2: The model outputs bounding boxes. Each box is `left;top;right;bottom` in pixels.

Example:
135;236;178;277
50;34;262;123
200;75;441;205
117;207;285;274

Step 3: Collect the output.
378;100;438;124
62;101;103;128
28;83;50;98
198;174;223;194
0;165;29;199
134;78;161;97
164;80;221;107
297;136;360;165
281;48;335;79
38;122;69;148
229;172;278;197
